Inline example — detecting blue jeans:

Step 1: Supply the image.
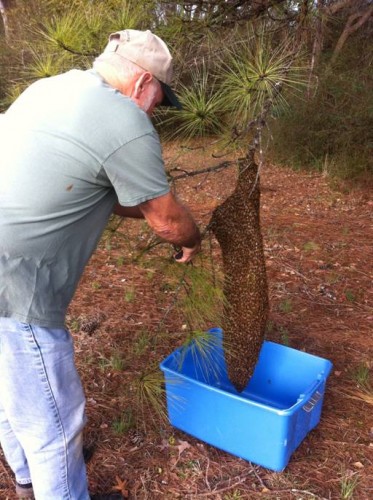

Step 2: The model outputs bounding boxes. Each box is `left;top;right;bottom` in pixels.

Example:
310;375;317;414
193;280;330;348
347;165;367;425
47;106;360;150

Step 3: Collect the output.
0;318;89;499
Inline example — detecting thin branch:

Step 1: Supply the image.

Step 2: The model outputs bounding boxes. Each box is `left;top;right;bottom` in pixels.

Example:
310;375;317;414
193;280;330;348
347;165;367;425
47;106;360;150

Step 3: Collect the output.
168;160;236;181
325;0;357;16
330;4;373;65
0;0;14;45
156;269;190;334
191;472;252;497
56;40;97;57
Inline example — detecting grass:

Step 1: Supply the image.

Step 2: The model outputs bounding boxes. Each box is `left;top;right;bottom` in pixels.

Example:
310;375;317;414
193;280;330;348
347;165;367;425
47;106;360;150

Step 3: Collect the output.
111;409;135;435
353;391;373;406
343;364;373;407
69;317;81;333
340;388;373;407
99;354;126;372
116;256;125;267
224;490;244;500
303;241;320;252
124;288;135;303
110;354;127;371
344;290;356;303
178;329;225;384
352;362;373;390
340;471;359;499
132;369;169;428
325;271;341;286
146;270;155;281
279;326;290;346
184;459;201;472
352;363;371;391
279;298;293;313
132;330;151;356
265;319;274;335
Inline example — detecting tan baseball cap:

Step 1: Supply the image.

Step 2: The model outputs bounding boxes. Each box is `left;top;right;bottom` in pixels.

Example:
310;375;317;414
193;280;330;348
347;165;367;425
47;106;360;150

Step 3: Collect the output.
103;29;181;109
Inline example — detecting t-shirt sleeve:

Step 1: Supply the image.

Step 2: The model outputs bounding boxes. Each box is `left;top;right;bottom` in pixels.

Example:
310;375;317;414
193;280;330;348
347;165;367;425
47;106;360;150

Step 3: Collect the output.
102;130;170;206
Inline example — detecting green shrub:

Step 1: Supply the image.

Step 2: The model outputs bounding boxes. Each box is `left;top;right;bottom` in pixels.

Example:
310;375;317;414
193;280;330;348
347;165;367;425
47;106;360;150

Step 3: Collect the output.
269;31;373;180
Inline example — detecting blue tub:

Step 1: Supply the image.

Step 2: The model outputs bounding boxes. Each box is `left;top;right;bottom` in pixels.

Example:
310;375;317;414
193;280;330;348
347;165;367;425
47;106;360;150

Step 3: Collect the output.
160;328;332;471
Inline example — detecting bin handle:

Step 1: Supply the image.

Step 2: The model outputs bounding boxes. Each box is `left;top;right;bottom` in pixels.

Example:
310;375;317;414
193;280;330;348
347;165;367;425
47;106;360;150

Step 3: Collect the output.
296;376;323;412
302;390;323;413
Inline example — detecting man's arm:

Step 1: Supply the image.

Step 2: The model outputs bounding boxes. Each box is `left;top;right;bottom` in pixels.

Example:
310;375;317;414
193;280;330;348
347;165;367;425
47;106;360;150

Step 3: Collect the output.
139;192;201;263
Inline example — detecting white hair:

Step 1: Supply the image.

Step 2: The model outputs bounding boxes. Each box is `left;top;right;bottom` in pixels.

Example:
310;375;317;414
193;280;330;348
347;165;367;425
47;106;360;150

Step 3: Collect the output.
93;53;160;95
93;54;143;82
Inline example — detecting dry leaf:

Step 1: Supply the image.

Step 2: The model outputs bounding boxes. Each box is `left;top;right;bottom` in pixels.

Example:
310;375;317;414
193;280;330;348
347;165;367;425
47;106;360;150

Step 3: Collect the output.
158;439;169;451
353;461;364;469
176;440;191;456
113;475;129;498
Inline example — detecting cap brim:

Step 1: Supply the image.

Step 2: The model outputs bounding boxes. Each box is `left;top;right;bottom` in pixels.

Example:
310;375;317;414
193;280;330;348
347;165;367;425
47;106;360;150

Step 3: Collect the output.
160;82;182;110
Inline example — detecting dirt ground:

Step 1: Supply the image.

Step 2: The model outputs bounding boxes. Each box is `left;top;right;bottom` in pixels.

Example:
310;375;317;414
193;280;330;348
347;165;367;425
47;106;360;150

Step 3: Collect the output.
0;142;372;499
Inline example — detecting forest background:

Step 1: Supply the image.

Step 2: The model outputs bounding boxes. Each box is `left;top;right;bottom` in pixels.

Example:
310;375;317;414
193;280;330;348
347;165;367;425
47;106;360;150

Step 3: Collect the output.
0;0;372;181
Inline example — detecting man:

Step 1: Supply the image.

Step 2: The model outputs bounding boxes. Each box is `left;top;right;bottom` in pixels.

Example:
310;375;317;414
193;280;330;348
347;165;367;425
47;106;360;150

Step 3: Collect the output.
0;29;201;499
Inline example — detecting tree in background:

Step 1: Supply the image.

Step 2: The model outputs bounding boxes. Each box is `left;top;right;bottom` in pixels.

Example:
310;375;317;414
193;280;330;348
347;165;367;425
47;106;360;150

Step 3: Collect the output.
0;0;15;42
269;1;372;178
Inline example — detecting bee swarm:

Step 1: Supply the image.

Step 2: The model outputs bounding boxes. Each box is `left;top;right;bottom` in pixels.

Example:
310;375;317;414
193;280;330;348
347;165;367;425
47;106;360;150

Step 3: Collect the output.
210;153;269;392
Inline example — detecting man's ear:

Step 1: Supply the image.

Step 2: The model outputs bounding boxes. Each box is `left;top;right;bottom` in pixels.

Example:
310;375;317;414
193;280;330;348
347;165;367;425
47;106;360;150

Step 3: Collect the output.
133;72;153;98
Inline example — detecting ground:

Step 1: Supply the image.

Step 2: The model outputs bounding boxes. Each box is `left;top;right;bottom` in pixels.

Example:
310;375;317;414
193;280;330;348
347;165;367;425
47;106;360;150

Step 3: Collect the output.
0;142;372;499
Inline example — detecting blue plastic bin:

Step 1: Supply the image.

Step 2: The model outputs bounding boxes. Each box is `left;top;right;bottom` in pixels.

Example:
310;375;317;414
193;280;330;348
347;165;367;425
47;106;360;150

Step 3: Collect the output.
160;328;332;471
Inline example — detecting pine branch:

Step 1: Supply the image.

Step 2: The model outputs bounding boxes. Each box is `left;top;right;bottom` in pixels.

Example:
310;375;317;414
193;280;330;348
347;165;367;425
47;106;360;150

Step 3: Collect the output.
168;160;236;181
55;40;97;57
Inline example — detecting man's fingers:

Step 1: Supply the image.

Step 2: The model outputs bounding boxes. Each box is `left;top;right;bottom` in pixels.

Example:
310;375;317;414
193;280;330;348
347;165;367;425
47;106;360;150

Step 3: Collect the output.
174;250;184;260
174;245;200;263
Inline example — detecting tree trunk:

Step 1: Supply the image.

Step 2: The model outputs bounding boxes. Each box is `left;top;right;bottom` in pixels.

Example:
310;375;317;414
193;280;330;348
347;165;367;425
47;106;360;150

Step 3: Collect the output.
307;0;326;99
0;0;14;43
330;4;373;65
210;151;269;392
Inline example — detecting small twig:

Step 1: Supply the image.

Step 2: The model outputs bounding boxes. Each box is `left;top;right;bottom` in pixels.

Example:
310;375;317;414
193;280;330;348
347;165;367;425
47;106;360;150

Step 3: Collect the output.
174;138;222;153
190;473;249;497
180;144;207;151
282;264;312;282
169;160;236;181
211;148;236;159
290;489;324;498
133;237;165;260
204;457;211;492
193;171;213;191
251;467;267;490
167;166;189;175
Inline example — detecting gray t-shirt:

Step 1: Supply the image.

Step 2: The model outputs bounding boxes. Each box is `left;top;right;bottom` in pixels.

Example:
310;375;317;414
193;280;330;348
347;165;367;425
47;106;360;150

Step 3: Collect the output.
0;69;170;327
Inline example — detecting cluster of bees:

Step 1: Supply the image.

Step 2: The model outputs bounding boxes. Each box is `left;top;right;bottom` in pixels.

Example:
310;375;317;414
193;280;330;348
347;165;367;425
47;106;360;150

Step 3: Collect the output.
210;154;269;392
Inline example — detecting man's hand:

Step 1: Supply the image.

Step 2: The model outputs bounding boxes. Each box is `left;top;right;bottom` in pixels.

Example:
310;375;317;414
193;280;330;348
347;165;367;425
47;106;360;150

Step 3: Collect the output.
139;192;201;262
174;243;201;263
